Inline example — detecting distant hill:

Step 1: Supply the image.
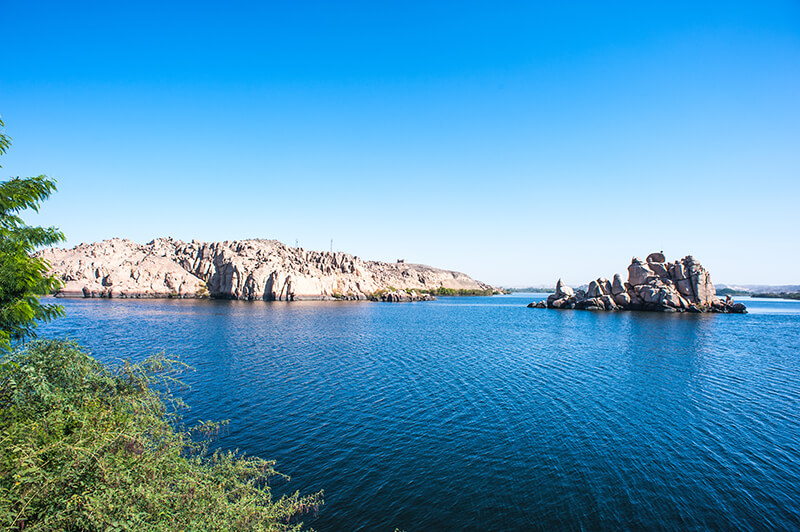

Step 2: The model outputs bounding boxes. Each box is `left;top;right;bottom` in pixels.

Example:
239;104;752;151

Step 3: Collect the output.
717;284;800;299
717;284;800;294
748;292;800;300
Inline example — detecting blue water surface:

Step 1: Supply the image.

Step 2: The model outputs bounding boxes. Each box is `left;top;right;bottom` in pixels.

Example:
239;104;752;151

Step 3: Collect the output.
37;294;800;531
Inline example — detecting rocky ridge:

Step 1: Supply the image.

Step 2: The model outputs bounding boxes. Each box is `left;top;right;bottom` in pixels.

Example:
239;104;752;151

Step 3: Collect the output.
528;252;746;313
36;237;494;301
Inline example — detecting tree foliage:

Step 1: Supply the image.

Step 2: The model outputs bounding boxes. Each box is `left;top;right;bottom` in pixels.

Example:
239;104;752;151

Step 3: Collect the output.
0;117;65;349
0;340;323;530
0;117;322;530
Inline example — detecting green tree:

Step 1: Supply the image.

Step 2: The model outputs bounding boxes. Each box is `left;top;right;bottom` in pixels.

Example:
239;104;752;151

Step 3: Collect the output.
0;117;65;350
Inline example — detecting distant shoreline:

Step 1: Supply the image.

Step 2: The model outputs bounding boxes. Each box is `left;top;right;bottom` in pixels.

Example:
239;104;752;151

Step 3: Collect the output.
747;292;800;300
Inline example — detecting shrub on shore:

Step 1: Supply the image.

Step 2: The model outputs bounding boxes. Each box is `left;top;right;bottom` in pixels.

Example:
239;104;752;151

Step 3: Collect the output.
0;339;322;531
0;117;65;351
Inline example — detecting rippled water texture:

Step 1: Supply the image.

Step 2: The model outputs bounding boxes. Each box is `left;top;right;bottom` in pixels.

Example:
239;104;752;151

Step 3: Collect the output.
38;295;800;530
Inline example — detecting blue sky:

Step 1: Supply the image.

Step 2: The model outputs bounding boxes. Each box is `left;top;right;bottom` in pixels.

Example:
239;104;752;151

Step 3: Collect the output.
1;1;799;285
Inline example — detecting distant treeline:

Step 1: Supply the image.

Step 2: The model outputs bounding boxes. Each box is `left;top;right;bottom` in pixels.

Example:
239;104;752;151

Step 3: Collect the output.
717;287;800;300
749;292;800;300
505;287;555;294
417;287;496;297
363;287;496;299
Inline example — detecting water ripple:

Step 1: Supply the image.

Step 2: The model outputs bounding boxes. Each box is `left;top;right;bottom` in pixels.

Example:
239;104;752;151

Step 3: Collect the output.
38;295;800;531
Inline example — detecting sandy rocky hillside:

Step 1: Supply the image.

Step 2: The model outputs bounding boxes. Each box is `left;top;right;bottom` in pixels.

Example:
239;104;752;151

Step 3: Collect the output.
36;238;495;301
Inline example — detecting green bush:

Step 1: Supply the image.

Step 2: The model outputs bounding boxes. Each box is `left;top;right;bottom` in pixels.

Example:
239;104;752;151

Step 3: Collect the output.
367;287;494;300
0;339;322;531
0;117;65;350
415;287;494;297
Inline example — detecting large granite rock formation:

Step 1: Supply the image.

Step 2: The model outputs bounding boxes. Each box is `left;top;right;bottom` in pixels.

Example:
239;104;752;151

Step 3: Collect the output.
528;253;746;313
36;237;494;301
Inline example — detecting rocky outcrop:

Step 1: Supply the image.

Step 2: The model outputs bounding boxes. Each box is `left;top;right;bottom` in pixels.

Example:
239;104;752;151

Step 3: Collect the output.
527;253;746;313
377;290;436;303
36;237;494;301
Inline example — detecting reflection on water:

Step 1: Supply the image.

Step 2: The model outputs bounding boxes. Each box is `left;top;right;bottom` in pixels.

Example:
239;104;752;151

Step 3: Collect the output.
38;295;800;531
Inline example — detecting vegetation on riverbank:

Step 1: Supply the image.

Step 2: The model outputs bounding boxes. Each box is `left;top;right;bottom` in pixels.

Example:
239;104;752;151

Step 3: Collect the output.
0;340;322;531
717;287;800;300
360;286;496;300
0;118;65;350
414;287;495;297
749;292;800;300
504;287;556;293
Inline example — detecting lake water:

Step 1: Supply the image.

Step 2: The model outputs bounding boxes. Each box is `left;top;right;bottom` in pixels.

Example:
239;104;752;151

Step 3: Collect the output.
38;294;800;531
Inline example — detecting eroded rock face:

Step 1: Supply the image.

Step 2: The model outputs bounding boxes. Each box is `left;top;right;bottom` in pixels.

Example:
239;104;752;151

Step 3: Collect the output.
555;279;574;298
628;259;656;286
37;237;494;301
531;253;746;313
611;274;626;295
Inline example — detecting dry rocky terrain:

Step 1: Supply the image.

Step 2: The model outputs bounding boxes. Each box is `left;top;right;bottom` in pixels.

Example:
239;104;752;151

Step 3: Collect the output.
37;237;494;301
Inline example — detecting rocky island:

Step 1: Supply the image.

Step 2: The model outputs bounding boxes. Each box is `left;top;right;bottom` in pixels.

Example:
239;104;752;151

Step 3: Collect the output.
36;237;494;301
529;252;746;313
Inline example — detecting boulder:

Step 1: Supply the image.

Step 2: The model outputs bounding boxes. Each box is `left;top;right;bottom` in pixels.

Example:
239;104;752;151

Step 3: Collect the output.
555;278;574;298
628;258;655;286
683;256;702;276
668;261;686;281
663;289;684;309
691;271;715;306
611;274;625;295
728;302;747;313
614;292;631;307
638;285;665;306
647;252;666;264
649;262;669;279
600;295;618;310
600;278;613;296
586;280;603;298
575;297;603;310
676;278;695;298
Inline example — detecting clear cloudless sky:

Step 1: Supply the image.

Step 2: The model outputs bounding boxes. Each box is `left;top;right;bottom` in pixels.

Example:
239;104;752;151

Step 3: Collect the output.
1;1;799;286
